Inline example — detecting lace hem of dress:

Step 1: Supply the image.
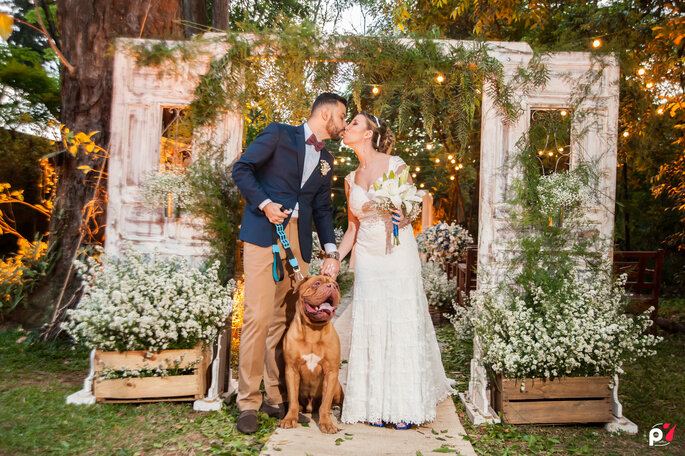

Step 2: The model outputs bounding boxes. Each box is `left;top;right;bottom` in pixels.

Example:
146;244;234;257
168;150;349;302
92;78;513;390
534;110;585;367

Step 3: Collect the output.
339;384;456;426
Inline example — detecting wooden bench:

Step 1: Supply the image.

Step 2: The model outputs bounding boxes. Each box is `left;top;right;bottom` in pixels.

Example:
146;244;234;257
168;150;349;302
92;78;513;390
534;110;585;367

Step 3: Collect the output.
613;249;664;335
456;244;478;306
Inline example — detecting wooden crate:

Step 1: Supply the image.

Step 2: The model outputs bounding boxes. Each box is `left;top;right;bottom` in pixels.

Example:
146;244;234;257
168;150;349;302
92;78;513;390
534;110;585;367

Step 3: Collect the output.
491;374;613;425
93;344;211;403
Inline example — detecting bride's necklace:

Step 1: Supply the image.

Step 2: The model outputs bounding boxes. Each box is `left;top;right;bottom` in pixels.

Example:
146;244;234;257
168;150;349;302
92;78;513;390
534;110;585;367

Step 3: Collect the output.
360;152;382;170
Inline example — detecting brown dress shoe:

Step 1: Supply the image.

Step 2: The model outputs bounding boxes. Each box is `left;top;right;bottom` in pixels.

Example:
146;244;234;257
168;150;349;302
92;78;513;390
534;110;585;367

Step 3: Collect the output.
237;410;258;434
261;400;310;423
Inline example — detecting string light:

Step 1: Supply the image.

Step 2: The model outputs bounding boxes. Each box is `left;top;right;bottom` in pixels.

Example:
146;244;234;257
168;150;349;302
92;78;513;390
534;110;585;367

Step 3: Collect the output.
447;154;453;160
435;158;440;163
548;151;553;156
637;68;646;76
560;110;568;117
334;160;338;165
657;107;664;115
412;173;416;178
420;183;425;188
646;82;654;89
623;131;630;137
450;176;455;180
330;193;334;197
592;39;602;48
558;147;564;152
333;176;338;181
436;74;445;83
451;159;456;164
426;143;434;150
415;167;421;172
372;86;380;95
538;150;544;156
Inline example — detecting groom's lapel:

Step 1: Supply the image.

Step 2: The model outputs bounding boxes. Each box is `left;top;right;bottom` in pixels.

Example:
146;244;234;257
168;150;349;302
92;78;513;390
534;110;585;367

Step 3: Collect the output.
295;124;306;184
302;148;330;190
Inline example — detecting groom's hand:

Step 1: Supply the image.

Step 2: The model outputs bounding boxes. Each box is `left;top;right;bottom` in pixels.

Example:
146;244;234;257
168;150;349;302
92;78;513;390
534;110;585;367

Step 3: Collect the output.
264;202;291;224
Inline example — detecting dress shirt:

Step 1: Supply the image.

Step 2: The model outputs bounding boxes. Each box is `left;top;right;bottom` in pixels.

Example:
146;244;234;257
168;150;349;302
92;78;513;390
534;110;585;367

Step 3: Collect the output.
258;122;337;253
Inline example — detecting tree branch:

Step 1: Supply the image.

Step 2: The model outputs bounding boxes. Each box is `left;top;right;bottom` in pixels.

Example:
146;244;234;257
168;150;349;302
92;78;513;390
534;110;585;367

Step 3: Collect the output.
32;0;74;74
39;0;61;49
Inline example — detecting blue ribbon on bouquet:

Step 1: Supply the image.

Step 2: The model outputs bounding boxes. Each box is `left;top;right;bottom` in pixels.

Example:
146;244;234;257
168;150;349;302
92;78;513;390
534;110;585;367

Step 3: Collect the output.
392;212;400;246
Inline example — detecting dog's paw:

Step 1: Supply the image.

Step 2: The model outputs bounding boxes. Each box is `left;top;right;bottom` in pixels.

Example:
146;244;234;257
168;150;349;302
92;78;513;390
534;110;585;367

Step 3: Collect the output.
280;416;298;429
319;420;339;434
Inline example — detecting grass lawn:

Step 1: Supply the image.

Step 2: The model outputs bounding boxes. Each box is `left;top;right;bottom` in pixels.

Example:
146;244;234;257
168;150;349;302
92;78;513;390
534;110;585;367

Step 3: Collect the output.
0;295;682;455
436;296;685;456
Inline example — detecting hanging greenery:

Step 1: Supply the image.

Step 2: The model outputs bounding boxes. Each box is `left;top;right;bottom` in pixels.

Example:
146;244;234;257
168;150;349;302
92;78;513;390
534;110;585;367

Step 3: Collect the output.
187;21;546;156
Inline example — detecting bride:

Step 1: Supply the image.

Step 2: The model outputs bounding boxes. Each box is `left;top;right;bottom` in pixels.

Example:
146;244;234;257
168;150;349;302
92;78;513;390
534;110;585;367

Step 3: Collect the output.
322;112;455;429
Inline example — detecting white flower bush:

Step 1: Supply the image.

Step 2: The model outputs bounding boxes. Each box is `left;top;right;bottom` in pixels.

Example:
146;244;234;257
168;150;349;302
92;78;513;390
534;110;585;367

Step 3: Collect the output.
421;261;456;308
537;171;588;219
308;256;350;276
416;221;473;264
311;228;344;257
451;267;662;379
63;246;235;352
140;167;195;210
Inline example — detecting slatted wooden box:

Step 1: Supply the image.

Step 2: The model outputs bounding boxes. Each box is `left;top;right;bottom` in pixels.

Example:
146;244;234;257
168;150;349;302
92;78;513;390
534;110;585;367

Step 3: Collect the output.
491;374;613;424
93;344;211;403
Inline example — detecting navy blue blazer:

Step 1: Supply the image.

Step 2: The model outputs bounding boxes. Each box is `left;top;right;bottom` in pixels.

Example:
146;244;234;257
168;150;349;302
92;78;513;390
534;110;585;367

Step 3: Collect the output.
232;122;336;263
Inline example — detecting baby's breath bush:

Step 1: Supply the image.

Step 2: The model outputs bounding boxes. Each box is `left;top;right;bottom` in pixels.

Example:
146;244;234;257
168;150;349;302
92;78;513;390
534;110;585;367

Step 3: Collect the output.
63;246;234;352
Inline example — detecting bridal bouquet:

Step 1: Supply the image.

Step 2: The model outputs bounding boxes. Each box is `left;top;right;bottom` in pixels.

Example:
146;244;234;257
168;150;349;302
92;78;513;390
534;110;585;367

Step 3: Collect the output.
371;168;425;245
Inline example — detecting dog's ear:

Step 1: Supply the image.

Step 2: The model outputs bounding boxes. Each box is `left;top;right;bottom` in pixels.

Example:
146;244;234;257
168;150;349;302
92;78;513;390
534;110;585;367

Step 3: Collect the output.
293;276;309;294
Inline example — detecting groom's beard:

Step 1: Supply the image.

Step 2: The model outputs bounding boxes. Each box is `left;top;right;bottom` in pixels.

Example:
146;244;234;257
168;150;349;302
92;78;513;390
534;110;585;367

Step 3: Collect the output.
326;119;344;141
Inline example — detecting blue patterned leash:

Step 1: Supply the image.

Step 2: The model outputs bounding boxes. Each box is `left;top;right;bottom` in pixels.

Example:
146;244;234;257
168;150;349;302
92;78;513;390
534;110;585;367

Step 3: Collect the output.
271;209;304;283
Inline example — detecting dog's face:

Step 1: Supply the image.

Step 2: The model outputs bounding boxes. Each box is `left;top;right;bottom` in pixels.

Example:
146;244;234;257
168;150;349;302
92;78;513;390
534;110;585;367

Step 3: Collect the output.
297;275;341;324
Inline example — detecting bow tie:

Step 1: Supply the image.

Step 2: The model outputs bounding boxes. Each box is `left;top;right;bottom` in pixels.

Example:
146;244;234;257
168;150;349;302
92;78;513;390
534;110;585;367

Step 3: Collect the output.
306;134;325;152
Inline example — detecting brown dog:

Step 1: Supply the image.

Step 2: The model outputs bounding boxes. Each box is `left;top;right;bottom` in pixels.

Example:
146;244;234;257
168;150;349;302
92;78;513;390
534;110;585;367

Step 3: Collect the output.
280;274;344;433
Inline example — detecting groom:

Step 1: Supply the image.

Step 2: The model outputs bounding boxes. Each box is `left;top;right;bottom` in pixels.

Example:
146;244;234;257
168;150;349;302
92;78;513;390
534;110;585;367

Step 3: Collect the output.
232;93;347;433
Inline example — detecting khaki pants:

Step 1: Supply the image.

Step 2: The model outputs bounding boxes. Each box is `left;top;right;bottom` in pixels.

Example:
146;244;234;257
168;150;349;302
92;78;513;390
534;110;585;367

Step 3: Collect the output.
237;219;309;411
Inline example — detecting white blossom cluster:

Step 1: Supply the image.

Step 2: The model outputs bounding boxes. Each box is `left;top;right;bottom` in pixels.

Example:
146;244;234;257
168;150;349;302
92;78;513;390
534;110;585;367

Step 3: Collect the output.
63;247;235;352
537;171;588;218
416;221;473;264
311;228;344;257
421;261;457;308
451;269;662;379
140;168;195;210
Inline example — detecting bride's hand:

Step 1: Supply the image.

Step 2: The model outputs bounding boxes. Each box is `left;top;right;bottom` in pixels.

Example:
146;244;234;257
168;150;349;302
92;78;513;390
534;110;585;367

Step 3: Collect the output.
391;208;405;226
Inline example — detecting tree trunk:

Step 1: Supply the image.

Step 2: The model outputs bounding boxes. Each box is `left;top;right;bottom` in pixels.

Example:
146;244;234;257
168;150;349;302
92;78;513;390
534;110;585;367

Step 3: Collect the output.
212;0;231;29
183;0;207;37
17;1;185;329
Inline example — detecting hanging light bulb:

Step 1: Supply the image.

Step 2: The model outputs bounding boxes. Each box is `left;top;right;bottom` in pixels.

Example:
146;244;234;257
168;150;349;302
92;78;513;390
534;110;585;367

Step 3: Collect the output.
657;107;664;115
436;74;445;84
372;86;380;95
451;159;456;164
412;173;416;178
623;131;630;137
548;151;553;156
447;154;453;160
592;39;602;48
334;160;338;165
333;176;338;181
415;167;420;172
426;143;434;150
646;82;654;89
450;176;455;181
637;68;646;76
420;183;425;188
560;110;568;117
435;158;440;163
558;147;564;152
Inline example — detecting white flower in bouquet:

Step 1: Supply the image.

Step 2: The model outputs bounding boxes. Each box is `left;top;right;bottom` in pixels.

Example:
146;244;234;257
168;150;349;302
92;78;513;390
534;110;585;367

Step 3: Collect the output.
421;261;456;308
370;168;425;245
63;246;235;352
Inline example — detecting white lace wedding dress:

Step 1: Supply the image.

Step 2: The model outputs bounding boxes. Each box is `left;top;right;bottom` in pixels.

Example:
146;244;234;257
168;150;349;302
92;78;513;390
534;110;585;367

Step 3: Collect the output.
340;155;456;426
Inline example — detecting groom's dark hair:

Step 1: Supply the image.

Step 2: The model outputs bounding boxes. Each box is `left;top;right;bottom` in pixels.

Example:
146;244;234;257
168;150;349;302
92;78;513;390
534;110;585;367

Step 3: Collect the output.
310;93;347;116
